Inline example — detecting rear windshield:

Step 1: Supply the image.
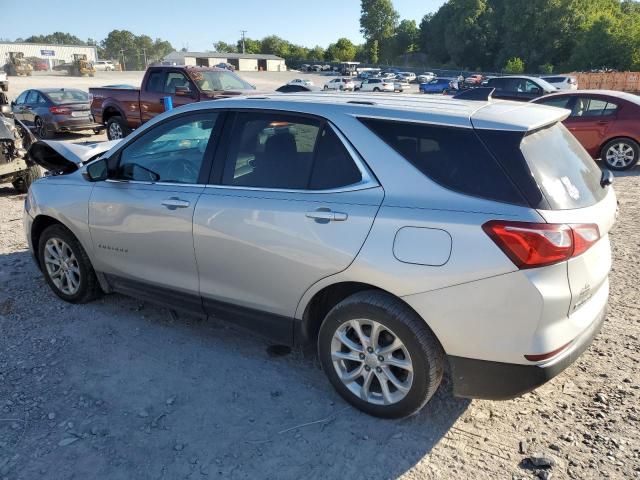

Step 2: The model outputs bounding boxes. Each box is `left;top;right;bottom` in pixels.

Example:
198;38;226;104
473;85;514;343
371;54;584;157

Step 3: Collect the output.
519;123;606;209
46;90;88;104
542;76;565;83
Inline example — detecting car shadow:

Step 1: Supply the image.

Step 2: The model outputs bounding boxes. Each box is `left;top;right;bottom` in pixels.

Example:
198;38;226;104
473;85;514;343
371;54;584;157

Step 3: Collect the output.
1;248;470;480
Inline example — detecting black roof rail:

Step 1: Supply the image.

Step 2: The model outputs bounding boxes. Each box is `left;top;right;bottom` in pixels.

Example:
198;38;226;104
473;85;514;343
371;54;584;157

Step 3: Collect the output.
347;100;376;105
453;87;495;101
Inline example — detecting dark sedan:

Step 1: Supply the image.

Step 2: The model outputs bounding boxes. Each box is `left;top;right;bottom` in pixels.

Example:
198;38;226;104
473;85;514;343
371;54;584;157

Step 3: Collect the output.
485;76;557;101
11;88;103;138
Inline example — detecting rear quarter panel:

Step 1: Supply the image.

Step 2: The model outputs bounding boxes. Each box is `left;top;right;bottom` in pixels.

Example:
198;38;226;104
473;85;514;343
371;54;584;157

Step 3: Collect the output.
90;88;142;127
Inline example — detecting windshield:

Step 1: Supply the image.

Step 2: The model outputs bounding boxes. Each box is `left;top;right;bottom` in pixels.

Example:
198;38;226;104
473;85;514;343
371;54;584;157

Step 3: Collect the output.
46;90;88;104
187;70;255;92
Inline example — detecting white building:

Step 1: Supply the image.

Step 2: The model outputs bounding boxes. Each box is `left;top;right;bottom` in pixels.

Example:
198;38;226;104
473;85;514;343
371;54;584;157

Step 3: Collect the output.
163;51;286;72
0;42;98;69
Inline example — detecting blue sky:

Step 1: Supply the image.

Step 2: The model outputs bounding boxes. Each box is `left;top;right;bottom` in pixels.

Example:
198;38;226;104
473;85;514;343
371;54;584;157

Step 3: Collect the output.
1;0;445;50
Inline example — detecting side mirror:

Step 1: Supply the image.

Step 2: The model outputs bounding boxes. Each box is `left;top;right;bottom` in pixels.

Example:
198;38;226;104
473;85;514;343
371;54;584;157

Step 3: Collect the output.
83;157;108;182
174;86;193;97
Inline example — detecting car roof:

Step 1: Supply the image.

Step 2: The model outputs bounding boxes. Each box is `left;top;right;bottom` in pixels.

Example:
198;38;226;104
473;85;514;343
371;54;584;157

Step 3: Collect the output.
37;88;85;93
176;92;569;132
538;89;640;104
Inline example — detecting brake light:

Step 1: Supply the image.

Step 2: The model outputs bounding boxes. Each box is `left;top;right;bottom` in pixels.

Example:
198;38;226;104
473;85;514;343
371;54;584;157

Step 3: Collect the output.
482;221;600;269
49;106;71;115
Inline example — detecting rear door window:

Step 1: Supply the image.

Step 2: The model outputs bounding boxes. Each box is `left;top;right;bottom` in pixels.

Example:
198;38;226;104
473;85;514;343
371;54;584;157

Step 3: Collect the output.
572;97;618;117
222;112;361;190
536;96;573;109
358;118;526;205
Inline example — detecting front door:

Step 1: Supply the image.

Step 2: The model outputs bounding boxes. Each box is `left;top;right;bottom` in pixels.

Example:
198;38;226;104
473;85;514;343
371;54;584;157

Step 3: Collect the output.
193;111;383;343
89;111;221;311
564;96;617;156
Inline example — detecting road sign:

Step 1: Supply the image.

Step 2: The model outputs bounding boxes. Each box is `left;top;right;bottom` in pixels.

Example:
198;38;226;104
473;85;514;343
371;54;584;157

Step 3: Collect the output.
40;50;55;57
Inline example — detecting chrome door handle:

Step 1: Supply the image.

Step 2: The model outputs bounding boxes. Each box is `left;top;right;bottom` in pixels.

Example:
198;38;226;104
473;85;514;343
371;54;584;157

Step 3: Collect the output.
305;209;348;223
161;197;190;209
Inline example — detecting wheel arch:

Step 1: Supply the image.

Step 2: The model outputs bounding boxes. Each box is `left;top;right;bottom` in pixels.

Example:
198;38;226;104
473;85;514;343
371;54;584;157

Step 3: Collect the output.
296;281;442;350
599;135;639;158
30;215;66;268
102;104;126;124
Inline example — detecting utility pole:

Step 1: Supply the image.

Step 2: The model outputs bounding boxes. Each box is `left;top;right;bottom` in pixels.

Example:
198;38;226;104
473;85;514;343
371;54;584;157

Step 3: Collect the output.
120;48;126;71
142;48;147;68
240;30;247;54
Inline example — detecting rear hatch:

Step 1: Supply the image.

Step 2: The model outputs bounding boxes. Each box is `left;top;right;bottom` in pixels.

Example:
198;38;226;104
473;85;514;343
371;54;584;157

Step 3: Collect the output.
477;121;617;315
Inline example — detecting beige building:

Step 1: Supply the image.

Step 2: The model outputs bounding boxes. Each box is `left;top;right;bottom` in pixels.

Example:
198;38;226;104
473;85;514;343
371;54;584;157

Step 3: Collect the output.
0;42;97;69
162;51;286;72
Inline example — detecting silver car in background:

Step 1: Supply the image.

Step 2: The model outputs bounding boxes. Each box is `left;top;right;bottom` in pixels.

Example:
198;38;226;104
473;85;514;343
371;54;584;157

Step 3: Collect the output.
25;93;615;418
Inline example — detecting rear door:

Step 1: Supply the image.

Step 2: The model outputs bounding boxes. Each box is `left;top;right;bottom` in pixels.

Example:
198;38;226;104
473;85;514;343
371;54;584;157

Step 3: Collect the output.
193;110;383;342
564;96;617;156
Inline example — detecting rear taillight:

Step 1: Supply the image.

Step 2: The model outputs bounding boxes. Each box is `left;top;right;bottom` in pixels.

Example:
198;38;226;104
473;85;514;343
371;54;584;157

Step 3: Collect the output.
49;106;71;115
482;221;600;269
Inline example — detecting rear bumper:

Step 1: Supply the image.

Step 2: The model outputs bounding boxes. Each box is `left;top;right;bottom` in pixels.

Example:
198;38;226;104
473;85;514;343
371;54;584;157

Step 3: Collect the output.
49;119;104;133
448;301;606;400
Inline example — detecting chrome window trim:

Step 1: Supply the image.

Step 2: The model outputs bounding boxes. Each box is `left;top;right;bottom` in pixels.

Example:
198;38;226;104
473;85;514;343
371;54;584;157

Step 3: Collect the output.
104;179;205;188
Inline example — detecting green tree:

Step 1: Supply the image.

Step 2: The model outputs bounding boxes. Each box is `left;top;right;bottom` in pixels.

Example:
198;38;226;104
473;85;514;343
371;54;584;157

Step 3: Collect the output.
369;40;379;64
213;41;237;53
504;56;525;73
260;35;291;59
325;38;358;61
239;38;262;54
308;45;326;61
395;19;419;55
24;32;85;45
360;0;399;60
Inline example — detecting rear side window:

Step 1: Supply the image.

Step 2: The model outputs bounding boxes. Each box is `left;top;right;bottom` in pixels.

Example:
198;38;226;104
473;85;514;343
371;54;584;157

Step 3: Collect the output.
537;96;573;109
519;123;606;209
572;97;618;117
359;118;526;205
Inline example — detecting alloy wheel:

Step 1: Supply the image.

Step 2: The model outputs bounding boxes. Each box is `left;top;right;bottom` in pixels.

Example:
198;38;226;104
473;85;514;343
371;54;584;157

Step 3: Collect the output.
35;118;46;138
330;319;413;405
606;142;635;169
108;121;123;139
43;237;81;295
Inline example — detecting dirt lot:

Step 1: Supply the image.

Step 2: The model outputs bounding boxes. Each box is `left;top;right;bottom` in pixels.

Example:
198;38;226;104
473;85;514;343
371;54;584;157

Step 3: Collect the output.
0;72;639;479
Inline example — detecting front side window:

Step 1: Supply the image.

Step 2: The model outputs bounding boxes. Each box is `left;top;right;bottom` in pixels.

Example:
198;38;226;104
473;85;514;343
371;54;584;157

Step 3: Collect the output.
26;91;39;104
537;96;573;109
222;112;361;190
116;113;217;184
14;91;28;105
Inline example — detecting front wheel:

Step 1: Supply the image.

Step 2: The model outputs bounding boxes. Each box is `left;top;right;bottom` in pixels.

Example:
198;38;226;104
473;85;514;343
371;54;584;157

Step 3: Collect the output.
38;224;102;303
318;291;444;418
601;138;639;171
106;116;130;140
323;86;328;91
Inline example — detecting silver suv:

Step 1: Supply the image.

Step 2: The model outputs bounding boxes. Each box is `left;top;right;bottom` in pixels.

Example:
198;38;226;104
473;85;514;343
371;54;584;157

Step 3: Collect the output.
25;94;616;418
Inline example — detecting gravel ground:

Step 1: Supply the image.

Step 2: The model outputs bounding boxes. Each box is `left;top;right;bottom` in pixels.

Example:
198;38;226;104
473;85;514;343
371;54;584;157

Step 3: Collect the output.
0;72;638;479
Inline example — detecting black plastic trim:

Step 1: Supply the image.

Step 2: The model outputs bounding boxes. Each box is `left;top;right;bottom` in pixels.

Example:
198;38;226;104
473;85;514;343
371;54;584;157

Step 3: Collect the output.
448;302;606;400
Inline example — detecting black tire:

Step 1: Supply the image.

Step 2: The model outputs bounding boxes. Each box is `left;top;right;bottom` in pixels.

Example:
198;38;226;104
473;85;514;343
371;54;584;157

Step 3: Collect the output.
318;290;444;419
35;117;53;139
38;224;101;304
12;165;41;193
373;87;380;92
106;116;130;140
601;137;639;171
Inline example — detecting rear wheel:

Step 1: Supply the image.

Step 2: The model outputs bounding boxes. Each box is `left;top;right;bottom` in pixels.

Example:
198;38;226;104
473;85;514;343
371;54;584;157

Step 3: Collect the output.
318;290;444;418
373;87;380;92
106;116;129;140
38;225;101;304
601;138;639;171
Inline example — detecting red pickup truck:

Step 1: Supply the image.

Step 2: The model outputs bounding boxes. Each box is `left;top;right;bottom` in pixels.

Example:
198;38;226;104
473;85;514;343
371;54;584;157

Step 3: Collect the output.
90;66;256;139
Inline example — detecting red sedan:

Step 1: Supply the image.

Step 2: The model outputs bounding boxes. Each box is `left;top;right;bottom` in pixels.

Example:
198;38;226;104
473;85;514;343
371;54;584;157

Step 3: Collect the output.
533;90;640;170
